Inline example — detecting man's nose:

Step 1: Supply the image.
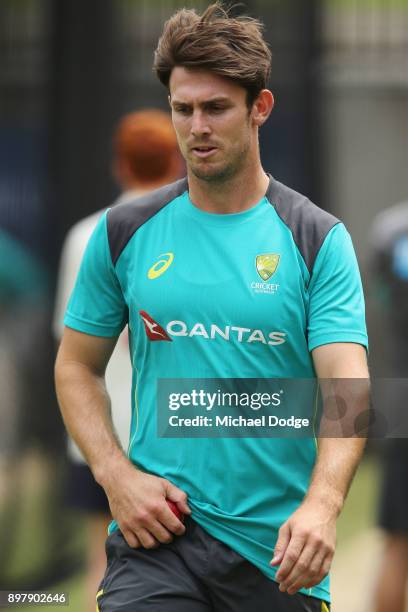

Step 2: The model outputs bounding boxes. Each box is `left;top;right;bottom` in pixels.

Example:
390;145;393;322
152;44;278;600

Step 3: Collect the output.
191;111;211;137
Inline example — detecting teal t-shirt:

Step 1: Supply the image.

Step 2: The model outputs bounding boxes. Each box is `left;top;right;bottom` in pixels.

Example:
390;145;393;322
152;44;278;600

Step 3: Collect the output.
65;176;368;603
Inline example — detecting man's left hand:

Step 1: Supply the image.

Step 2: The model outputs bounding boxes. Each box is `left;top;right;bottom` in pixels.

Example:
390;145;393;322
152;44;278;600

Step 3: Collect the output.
270;499;336;595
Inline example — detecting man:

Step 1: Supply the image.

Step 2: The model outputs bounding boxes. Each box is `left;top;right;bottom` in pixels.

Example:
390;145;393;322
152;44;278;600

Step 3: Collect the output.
369;202;408;612
55;4;369;611
53;109;182;612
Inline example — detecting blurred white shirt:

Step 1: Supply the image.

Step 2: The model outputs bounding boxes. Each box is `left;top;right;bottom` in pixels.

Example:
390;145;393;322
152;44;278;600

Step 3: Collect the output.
53;190;142;463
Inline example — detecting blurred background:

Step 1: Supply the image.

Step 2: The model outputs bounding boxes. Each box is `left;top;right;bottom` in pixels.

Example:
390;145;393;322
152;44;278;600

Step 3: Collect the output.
0;0;407;610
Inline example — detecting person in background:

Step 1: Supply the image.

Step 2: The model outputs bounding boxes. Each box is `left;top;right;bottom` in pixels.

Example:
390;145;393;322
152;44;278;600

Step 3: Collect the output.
369;201;408;612
53;109;183;612
0;228;48;499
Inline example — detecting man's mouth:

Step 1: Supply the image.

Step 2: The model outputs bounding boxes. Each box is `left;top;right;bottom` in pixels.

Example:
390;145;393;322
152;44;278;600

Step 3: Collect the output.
191;146;218;159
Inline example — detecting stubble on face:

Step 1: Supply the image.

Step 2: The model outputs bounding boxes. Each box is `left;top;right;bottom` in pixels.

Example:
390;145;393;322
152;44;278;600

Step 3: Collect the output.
188;126;251;184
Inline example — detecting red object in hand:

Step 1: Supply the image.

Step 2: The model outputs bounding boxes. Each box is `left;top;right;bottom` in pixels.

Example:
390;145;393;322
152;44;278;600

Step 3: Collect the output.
166;500;185;522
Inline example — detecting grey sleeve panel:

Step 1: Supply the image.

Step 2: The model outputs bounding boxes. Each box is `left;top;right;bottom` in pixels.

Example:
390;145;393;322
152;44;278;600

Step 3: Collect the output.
107;177;188;266
265;176;340;273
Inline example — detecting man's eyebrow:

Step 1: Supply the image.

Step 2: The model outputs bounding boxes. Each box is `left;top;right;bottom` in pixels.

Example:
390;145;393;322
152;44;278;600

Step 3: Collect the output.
171;97;232;106
170;99;189;106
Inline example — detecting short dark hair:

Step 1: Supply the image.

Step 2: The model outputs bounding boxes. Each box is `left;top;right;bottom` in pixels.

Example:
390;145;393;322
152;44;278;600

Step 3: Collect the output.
153;3;272;108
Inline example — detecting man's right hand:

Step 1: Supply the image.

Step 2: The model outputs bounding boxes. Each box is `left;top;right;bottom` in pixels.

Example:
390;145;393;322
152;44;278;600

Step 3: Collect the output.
100;457;192;549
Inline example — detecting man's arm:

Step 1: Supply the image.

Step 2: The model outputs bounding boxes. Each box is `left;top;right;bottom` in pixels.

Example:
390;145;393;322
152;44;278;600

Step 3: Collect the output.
55;327;191;549
271;342;369;595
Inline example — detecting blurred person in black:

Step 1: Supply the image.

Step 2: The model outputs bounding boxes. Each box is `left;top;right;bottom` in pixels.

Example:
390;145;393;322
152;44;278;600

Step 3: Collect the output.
53;109;182;612
369;201;408;612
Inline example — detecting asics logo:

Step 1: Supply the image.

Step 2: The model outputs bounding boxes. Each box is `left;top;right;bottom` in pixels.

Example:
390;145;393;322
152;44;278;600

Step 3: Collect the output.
147;252;174;279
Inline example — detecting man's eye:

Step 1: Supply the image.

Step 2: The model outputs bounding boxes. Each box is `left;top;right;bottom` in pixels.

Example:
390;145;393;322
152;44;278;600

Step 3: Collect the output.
175;107;191;115
209;106;225;113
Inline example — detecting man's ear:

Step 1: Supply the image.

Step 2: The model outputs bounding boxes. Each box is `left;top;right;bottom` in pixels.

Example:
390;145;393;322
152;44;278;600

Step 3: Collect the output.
251;89;274;127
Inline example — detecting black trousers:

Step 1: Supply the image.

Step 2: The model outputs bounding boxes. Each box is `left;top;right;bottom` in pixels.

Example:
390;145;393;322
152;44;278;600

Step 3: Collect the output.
97;517;329;612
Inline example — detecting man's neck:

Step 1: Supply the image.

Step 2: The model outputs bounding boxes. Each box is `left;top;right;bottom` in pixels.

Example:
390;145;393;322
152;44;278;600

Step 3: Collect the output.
187;163;270;214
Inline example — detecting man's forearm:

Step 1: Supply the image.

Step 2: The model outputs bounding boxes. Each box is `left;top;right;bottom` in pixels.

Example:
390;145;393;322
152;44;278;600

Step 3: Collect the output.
272;435;366;594
306;372;370;516
55;358;129;484
304;436;366;517
272;343;369;593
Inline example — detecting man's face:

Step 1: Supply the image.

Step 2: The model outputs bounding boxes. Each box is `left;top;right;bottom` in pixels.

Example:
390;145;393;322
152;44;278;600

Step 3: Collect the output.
169;67;254;183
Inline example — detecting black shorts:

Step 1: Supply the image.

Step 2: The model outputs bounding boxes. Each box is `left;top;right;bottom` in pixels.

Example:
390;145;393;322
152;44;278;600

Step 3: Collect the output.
64;462;110;514
378;439;408;533
97;517;330;612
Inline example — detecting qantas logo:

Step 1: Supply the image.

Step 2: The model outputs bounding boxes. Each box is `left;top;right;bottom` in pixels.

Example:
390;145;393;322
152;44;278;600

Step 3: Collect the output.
139;311;286;346
139;311;172;341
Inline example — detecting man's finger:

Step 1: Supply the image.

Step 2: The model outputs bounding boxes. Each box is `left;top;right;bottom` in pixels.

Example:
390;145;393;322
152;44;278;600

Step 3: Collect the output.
302;553;332;590
164;482;191;515
270;522;291;566
275;534;306;585
157;503;186;536
148;519;175;544
285;549;325;594
280;540;319;593
135;527;160;549
122;529;141;549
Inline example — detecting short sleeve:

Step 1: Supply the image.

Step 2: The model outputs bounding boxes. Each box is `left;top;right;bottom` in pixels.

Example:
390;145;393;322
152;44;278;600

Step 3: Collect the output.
307;223;368;352
64;211;128;337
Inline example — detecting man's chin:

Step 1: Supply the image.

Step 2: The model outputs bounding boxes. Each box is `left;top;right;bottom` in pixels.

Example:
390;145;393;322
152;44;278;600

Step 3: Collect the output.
190;162;234;183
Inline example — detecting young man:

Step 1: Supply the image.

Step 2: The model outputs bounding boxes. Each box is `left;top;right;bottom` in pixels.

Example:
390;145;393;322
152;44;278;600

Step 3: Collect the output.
55;4;369;611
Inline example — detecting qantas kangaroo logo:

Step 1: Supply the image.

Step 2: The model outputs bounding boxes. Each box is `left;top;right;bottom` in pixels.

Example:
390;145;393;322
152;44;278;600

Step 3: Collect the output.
139;310;172;342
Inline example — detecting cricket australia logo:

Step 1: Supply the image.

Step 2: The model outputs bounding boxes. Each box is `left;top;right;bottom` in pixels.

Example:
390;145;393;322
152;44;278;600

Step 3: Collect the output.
250;253;280;295
256;253;280;280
